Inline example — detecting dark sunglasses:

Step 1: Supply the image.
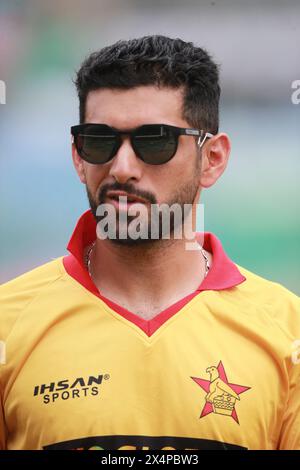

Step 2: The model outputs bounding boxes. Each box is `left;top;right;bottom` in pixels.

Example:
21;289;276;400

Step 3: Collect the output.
71;123;213;165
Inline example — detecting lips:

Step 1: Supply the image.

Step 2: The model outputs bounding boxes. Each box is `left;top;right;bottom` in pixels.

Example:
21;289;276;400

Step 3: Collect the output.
106;190;148;205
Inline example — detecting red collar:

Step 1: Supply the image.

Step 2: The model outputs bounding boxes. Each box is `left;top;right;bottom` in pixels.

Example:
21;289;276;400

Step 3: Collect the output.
63;209;246;336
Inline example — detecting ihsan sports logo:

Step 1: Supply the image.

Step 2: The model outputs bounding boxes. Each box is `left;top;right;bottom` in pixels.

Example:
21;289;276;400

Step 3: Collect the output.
33;373;110;404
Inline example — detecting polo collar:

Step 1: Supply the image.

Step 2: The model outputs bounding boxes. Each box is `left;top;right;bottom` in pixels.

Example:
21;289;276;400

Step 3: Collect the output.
63;209;246;336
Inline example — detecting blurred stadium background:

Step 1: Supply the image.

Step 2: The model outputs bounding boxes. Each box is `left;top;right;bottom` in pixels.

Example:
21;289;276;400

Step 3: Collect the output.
0;0;299;294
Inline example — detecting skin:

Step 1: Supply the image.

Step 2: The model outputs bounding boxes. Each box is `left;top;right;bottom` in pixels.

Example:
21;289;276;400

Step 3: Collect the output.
72;86;230;320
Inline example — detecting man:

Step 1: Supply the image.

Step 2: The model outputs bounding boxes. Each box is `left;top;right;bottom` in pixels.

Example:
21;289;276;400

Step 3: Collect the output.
0;35;299;450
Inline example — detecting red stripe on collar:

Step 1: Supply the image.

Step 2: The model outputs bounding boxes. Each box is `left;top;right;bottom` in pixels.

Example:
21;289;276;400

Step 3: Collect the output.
63;209;246;336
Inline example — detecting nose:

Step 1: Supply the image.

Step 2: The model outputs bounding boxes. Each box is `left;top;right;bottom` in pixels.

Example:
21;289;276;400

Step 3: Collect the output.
108;136;143;184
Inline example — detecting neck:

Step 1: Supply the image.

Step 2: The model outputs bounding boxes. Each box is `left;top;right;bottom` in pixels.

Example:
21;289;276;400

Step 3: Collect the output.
86;234;212;319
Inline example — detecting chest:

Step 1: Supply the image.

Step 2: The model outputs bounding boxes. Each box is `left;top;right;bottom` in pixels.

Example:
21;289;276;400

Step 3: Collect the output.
3;307;287;450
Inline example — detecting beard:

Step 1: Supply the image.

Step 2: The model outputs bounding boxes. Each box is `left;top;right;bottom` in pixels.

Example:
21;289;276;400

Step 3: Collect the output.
86;158;201;247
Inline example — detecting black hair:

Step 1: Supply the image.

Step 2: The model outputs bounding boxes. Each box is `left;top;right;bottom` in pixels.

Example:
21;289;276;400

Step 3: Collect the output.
75;35;220;133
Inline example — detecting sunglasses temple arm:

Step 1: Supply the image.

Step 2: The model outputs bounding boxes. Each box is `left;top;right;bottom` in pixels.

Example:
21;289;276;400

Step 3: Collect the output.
197;132;213;148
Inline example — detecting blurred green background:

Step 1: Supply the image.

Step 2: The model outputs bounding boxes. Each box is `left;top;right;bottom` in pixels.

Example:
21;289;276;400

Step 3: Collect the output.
0;0;299;294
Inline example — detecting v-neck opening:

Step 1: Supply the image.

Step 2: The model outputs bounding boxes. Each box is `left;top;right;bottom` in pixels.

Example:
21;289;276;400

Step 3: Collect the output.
63;250;205;336
62;210;246;337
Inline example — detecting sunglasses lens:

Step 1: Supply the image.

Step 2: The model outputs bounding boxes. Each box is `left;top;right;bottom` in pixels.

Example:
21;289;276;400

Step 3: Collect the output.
133;125;177;164
75;125;117;164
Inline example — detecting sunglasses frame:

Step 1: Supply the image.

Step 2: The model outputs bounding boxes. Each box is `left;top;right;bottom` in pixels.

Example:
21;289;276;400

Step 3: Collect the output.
71;123;213;165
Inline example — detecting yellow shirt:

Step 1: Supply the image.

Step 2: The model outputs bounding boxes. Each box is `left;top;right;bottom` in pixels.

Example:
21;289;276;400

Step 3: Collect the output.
0;210;300;450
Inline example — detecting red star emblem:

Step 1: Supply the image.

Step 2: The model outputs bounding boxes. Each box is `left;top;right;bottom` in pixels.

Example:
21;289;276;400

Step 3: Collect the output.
191;361;251;424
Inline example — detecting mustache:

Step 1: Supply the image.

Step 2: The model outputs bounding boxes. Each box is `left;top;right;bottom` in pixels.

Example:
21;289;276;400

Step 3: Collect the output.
98;182;157;205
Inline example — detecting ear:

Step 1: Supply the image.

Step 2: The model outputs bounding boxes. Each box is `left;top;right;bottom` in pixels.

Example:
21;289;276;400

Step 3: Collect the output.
72;140;87;184
199;133;231;188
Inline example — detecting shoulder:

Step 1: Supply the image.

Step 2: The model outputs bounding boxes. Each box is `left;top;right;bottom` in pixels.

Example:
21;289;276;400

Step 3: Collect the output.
0;258;65;341
236;264;300;306
235;264;300;339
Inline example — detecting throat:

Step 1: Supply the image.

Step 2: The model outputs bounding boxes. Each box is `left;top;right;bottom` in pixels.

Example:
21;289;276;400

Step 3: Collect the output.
99;283;198;321
85;239;213;321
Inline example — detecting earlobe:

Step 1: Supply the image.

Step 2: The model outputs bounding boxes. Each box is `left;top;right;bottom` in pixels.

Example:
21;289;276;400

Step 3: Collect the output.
199;133;231;189
72;143;87;184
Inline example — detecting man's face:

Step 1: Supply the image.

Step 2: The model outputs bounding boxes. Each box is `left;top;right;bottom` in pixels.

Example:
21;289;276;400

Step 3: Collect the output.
75;85;202;245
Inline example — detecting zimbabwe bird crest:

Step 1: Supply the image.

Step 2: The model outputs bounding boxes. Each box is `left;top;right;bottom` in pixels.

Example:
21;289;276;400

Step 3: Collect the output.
191;361;251;424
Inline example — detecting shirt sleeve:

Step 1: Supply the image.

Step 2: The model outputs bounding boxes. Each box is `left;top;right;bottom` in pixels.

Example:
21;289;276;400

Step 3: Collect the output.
278;366;300;449
271;286;300;450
